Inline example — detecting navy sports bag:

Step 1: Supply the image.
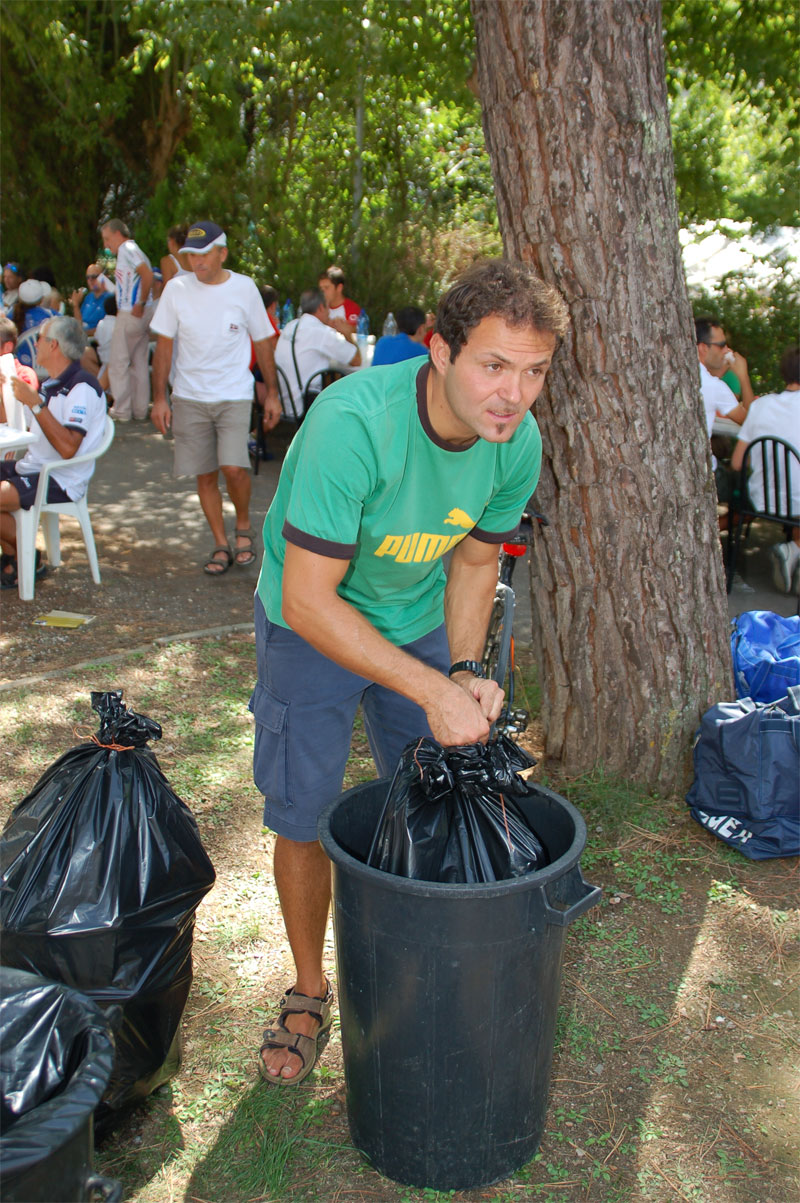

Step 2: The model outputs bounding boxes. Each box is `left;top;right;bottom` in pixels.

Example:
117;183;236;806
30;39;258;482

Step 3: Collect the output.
686;685;800;860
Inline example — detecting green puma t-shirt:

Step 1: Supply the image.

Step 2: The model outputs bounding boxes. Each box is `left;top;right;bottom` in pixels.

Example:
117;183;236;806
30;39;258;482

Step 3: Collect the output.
257;359;541;645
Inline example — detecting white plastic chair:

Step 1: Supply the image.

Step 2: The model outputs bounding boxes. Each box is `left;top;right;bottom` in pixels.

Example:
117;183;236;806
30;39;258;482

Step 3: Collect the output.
13;414;115;600
13;326;47;382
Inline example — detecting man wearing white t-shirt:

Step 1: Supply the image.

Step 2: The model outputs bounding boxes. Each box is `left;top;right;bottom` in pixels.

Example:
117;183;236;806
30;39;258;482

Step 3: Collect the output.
731;346;800;594
695;317;751;451
102;219;154;422
150;221;281;576
275;288;360;416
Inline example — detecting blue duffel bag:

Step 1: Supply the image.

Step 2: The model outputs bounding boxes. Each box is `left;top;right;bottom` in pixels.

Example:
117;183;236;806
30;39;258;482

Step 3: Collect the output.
686;686;800;860
731;610;800;703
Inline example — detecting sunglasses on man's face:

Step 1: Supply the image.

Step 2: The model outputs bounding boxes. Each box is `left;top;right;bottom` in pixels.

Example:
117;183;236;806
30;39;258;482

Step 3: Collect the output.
86;274;100;280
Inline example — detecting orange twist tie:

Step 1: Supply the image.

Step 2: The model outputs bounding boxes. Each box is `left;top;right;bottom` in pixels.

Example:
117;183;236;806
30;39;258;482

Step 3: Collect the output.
73;726;137;751
412;736;426;781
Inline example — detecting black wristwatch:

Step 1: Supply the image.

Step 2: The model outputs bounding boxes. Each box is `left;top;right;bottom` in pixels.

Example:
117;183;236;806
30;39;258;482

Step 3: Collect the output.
448;660;486;679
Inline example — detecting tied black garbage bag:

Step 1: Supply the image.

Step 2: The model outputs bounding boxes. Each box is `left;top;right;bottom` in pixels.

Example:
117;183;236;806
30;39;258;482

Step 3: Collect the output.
0;692;215;1123
0;968;118;1203
367;734;549;883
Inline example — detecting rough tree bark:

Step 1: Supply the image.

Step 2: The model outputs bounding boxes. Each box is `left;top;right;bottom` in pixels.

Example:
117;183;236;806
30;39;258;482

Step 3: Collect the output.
471;0;731;791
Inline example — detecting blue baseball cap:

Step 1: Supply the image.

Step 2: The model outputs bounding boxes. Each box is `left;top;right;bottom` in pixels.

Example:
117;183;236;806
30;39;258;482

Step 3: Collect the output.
182;222;227;253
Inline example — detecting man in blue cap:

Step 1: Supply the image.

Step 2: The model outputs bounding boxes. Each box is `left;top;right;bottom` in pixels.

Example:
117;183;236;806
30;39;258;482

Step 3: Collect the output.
150;221;281;576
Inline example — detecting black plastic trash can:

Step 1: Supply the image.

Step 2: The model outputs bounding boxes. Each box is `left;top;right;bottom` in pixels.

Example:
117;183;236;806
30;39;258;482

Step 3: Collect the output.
318;777;601;1191
0;968;120;1203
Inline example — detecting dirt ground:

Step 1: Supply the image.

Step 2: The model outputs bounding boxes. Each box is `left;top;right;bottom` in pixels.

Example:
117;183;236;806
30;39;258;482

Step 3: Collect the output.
1;428;798;1202
1;633;797;1203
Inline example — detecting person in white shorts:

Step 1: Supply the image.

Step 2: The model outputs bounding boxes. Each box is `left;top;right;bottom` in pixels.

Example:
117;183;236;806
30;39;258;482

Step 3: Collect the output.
150;220;282;576
102;219;154;422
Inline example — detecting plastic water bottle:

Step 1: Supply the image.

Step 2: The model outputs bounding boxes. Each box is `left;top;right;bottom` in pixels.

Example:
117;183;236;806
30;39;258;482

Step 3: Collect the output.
281;298;295;328
382;312;397;337
357;310;370;355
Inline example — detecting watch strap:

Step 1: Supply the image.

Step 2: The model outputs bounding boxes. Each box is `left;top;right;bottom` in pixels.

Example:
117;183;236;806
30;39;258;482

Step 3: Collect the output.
448;659;486;679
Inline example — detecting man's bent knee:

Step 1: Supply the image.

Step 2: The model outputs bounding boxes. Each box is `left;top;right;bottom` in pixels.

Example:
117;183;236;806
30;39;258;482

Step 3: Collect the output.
0;481;21;512
196;470;220;489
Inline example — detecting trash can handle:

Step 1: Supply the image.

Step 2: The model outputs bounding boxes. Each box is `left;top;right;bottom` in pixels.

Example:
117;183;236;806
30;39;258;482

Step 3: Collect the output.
86;1175;123;1203
541;866;602;928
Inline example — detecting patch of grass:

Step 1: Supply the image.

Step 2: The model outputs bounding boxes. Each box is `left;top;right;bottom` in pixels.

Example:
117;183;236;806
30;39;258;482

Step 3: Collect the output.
554;767;669;841
185;1085;328;1200
623;995;670;1028
5;636;799;1203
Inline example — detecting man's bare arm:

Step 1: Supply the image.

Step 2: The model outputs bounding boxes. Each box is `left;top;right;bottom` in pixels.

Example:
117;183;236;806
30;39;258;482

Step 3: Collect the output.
151;337;174;434
132;261;153;318
444;534;505;724
253;337;282;429
8;376;82;458
731;439;748;472
282;542;492;745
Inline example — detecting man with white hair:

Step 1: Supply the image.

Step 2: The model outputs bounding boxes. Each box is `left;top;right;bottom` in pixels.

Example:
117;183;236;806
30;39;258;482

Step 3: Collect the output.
150;220;282;576
0;316;107;588
102;218;154;422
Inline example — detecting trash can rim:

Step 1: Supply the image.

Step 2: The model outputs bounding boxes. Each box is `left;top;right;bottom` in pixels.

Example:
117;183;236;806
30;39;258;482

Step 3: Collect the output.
318;776;588;897
0;972;115;1180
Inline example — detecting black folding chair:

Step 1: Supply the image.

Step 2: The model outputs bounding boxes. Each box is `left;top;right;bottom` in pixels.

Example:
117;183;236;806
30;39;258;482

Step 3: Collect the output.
276;364;303;423
726;436;800;599
302;368;342;414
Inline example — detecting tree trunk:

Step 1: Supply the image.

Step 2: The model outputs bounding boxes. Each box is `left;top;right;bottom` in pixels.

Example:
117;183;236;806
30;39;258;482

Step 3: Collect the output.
471;0;731;791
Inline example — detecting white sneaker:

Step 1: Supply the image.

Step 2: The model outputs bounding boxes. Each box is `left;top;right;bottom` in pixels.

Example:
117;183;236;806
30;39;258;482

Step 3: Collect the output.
772;543;792;593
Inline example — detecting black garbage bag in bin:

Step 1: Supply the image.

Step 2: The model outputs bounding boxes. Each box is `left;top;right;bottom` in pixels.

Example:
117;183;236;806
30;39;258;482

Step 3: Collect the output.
0;692;216;1121
367;734;548;882
1;967;120;1202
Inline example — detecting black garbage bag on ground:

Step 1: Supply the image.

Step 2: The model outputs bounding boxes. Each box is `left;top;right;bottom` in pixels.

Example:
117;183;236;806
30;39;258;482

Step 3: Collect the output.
366;734;549;882
0;692;216;1122
0;967;119;1203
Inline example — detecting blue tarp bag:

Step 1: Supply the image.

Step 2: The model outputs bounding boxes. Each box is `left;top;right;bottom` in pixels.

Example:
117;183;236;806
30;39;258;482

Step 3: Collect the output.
731;610;800;703
686;685;800;860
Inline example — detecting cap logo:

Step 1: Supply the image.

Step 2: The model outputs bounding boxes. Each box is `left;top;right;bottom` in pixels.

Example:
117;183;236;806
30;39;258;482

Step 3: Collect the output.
187;228;205;238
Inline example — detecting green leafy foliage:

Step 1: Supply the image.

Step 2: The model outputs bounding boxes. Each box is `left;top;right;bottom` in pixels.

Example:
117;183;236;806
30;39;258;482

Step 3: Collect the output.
1;0;795;318
663;0;800;226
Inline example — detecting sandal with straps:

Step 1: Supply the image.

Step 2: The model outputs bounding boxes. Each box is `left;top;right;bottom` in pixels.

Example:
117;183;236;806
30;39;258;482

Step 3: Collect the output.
203;545;233;576
258;979;334;1086
233;528;257;567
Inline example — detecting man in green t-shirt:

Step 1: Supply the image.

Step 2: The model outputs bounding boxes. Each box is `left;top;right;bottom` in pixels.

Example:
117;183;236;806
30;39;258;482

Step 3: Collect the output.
252;259;569;1085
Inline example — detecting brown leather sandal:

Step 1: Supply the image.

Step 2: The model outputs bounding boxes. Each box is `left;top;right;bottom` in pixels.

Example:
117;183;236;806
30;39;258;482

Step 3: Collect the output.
233;528;257;567
258;980;334;1086
203;545;233;576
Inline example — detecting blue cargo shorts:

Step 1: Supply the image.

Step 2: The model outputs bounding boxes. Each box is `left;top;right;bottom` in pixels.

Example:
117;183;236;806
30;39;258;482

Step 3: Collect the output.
250;594;449;841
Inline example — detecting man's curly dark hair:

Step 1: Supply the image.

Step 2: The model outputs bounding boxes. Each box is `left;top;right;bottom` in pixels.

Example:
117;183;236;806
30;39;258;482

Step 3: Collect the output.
435;259;569;362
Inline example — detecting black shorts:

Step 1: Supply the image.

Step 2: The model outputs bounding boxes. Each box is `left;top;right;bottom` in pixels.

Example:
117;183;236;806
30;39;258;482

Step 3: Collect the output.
0;461;71;509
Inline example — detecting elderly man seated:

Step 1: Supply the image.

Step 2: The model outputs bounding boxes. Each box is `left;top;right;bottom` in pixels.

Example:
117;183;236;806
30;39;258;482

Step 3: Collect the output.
275;287;360;416
0;316;107;589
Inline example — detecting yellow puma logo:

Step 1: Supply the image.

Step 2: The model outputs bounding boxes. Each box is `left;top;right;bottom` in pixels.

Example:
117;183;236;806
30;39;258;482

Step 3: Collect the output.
444;507;474;529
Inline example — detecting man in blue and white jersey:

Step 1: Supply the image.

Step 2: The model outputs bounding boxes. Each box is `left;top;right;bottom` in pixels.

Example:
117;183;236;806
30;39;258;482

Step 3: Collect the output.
102;219;154;422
